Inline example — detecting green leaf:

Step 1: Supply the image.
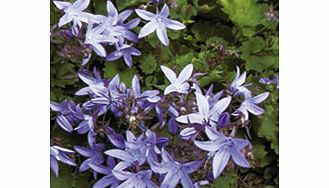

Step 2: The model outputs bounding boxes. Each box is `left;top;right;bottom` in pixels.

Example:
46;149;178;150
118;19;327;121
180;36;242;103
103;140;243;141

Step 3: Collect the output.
253;143;271;167
139;54;158;75
211;169;238;188
241;36;266;53
103;62;137;87
50;165;74;188
256;105;279;142
218;0;264;27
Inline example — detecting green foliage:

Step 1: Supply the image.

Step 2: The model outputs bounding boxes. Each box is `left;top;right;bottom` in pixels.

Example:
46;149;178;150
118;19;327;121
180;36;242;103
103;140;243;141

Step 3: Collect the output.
50;0;279;187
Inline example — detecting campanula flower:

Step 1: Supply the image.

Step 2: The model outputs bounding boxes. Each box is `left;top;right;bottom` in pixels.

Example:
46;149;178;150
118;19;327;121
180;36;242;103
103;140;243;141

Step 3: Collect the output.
232;92;269;120
50;100;80;133
176;92;231;127
53;0;90;36
150;148;201;188
106;43;141;67
136;3;185;46
193;126;250;178
161;64;193;95
50;146;76;177
74;143;105;173
88;161;120;188
112;169;158;188
230;66;252;97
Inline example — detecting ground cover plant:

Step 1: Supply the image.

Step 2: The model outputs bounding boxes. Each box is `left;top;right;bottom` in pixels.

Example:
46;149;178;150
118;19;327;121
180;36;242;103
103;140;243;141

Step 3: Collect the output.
50;0;279;187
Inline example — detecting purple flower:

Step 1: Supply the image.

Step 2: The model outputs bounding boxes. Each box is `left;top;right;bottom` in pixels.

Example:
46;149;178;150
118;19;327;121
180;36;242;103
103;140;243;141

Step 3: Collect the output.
160;64;193;95
112;169;158;188
136;4;185;46
230;66;252;97
259;75;279;88
50;100;79;133
232;92;269;120
131;75;160;103
88;161;120;188
193;127;250;178
176;92;231;127
50;146;76;177
106;43;141;67
83;22;117;60
74;143;105;173
53;0;90;36
150;148;201;188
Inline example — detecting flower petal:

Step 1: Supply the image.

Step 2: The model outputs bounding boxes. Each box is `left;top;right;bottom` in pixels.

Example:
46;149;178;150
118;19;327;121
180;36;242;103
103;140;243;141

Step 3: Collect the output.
138;20;157;38
165;19;186;30
156;26;169;46
195;92;209;117
251;92;269;104
212;149;230;178
135;9;155;21
230;147;250;168
72;0;90;11
177;64;193;84
53;1;71;10
159;3;170;18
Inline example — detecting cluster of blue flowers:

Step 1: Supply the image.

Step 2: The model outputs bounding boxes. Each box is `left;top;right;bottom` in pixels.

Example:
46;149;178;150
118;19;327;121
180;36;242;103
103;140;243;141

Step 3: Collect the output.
53;0;184;67
51;1;270;187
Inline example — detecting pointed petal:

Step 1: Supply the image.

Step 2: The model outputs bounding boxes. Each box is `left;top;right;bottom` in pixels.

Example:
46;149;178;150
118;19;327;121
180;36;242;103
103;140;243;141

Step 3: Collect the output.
91;43;106;57
156;27;169;46
180;172;194;188
79;159;91;172
135;9;155;21
251;92;269;104
56;115;73;133
72;0;90;11
165;19;186;30
126;130;136;142
160;170;180;188
233;138;250;150
195;92;209;117
104;149;134;162
193;140;221;152
204;126;223;140
210;96;231;118
230;147;250;168
212;149;230;178
50;101;62;112
123;54;133;67
116;178;135;188
160;65;177;83
74;146;93;157
53;1;71;10
118;10;133;22
112;170;132;181
93;175;116;188
247;103;264;115
182;160;202;173
234;71;247;87
132;75;141;96
161;148;174;163
89;163;111;174
58;153;76;166
106;0;118;18
126;18;141;29
176;114;204;124
179;127;198;140
164;84;176;95
50;156;59;177
138;20;157;38
159;3;170;17
58;14;72;27
177;64;193;84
